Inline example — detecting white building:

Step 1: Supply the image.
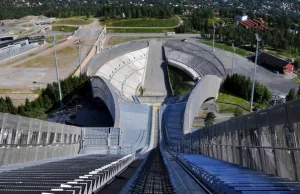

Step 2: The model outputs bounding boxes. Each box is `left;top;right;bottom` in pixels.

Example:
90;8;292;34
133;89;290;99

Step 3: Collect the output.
236;15;248;22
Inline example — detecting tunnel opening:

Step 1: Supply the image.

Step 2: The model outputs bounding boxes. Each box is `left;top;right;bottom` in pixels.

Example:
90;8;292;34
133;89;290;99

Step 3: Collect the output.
191;97;216;129
48;79;114;127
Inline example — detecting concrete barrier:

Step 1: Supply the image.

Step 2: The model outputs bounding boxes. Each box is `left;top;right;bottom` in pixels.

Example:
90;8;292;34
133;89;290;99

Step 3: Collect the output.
73;28;106;76
183;75;222;134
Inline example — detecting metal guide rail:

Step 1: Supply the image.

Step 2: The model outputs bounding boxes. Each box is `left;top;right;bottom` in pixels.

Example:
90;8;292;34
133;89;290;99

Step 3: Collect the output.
163;146;212;194
129;148;174;194
0;154;134;194
177;154;300;194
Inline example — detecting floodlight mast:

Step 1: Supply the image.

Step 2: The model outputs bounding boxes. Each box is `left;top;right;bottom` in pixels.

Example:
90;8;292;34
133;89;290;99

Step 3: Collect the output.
231;43;236;75
76;39;82;75
250;33;261;112
53;36;63;108
212;22;216;52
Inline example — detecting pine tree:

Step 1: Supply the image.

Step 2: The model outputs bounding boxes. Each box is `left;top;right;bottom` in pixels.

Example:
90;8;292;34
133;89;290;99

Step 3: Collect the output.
24;98;31;112
286;88;298;102
43;95;53;109
204;112;216;126
5;96;16;114
17;105;26;116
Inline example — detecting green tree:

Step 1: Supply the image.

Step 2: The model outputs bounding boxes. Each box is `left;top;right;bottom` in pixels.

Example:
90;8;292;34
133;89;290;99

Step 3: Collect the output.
204;112;216;126
137;9;142;18
24;98;31;112
233;107;243;117
5;96;16;114
17;105;26;116
127;9;132;18
85;11;90;19
43;95;52;109
286;88;298;101
293;58;300;70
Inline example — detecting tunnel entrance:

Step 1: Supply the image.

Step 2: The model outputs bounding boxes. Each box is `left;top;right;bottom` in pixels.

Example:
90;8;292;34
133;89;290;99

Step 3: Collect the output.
191;97;217;129
48;80;114;127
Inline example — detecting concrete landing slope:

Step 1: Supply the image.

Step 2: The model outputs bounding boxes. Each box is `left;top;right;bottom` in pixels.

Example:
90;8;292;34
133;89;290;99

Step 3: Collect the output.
119;102;152;153
142;39;170;97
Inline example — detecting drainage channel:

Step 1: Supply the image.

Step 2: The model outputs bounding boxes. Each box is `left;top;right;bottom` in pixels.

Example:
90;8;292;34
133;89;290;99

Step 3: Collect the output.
128;148;174;194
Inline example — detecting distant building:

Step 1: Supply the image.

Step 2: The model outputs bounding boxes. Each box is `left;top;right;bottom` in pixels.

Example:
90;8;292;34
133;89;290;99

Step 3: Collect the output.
236;14;248;22
0;34;13;42
257;52;294;74
35;20;51;25
239;18;271;30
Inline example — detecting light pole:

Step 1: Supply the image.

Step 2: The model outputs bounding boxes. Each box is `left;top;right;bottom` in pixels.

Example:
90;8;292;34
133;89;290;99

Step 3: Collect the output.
212;22;216;52
76;40;82;75
250;33;261;112
53;36;63;108
231;43;236;75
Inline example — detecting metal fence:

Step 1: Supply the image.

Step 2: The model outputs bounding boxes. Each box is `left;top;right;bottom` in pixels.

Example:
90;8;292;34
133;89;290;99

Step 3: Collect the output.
0;113;82;166
178;99;300;182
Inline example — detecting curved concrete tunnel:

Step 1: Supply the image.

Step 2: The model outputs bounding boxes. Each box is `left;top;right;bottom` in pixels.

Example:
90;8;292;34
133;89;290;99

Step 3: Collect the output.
90;76;120;128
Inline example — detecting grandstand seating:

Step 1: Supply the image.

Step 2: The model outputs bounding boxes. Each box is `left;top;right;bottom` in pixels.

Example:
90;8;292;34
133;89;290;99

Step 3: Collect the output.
0;43;38;62
164;39;226;78
95;47;148;99
87;41;149;76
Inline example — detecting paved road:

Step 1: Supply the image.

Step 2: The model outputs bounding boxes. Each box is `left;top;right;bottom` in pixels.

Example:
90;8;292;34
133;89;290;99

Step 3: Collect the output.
190;40;299;95
143;39;170;96
70;21;100;70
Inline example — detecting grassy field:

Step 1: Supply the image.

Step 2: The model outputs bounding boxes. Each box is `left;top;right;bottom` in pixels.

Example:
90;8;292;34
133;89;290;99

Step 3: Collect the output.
168;65;194;95
16;46;77;68
293;76;300;84
53;18;93;25
201;40;248;56
104;17;179;27
216;92;250;114
108;36;165;45
0;88;37;94
265;46;299;59
107;28;174;33
52;26;78;32
45;34;69;43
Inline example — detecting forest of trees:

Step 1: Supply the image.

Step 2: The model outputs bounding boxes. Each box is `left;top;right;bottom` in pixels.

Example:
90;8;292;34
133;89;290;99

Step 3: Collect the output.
0;2;183;20
176;9;300;58
94;6;181;19
0;74;90;120
222;74;272;105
